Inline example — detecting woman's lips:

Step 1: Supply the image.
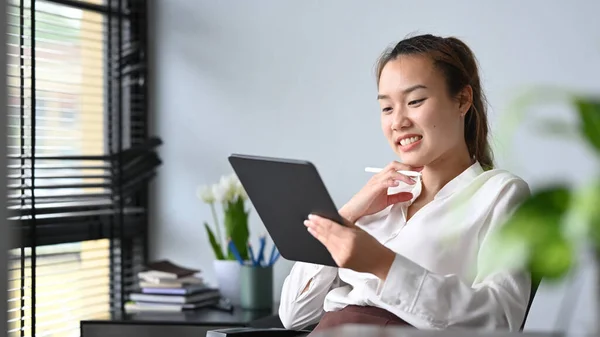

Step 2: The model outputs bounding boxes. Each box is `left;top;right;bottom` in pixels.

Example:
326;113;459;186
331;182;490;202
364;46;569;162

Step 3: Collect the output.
397;135;423;152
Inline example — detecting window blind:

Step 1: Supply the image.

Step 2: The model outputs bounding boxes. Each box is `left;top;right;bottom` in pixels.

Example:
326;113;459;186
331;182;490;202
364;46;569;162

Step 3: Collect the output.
1;0;9;336
6;0;158;336
7;241;111;336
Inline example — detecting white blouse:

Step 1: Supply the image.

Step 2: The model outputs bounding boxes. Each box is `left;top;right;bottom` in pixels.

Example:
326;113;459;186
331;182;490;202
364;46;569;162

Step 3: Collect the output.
278;162;532;331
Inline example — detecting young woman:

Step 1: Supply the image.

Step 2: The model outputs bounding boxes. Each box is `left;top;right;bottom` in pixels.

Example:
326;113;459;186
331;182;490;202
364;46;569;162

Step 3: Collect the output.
278;34;532;333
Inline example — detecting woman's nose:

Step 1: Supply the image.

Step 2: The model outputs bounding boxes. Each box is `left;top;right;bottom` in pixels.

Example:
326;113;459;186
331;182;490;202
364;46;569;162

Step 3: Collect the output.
391;110;411;131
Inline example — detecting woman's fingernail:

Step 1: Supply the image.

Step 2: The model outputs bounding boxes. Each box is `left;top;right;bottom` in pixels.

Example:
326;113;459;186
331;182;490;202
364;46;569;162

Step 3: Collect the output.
308;214;316;220
303;220;311;227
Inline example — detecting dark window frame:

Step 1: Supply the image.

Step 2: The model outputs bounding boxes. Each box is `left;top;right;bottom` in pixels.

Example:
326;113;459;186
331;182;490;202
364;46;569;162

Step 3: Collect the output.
6;0;159;335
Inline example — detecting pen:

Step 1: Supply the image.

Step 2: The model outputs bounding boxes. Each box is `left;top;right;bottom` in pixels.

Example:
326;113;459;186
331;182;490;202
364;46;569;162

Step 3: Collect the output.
227;240;245;265
364;167;422;177
248;242;257;266
256;235;266;267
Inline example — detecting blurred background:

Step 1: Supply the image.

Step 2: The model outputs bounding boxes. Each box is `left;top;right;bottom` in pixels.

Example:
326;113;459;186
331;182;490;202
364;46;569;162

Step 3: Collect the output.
2;0;600;336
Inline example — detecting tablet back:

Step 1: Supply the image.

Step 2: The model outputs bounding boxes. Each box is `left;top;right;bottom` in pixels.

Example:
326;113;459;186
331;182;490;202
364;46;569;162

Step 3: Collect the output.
228;154;344;267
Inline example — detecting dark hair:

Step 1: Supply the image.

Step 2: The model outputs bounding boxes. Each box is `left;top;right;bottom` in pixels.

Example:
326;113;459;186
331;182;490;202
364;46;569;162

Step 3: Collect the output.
376;34;494;170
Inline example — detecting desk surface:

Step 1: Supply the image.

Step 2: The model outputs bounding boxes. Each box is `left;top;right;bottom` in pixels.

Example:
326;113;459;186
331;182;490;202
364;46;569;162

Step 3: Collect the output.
81;306;277;327
311;325;564;337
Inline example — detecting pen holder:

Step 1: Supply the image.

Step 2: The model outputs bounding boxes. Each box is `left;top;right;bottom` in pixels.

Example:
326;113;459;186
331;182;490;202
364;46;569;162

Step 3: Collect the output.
240;265;273;310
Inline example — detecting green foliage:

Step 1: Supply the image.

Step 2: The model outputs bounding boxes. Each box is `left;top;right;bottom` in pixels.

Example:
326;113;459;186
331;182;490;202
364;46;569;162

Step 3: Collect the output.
494;95;600;282
575;98;600;154
204;222;225;260
224;197;250;261
572;180;600;245
199;174;250;261
499;187;573;283
203;198;250;262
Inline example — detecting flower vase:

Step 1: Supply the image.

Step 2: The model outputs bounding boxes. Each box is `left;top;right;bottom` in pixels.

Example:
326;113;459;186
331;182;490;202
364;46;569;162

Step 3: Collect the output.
213;259;242;305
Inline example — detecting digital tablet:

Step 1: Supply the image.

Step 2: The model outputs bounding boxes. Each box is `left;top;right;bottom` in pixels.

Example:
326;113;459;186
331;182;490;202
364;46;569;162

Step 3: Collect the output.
228;154;346;267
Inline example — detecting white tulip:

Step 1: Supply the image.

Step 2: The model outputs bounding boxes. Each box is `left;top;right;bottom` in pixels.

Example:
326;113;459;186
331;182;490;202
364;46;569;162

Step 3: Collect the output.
235;178;248;200
228;174;238;187
197;185;215;203
212;182;226;203
218;174;233;202
208;173;248;203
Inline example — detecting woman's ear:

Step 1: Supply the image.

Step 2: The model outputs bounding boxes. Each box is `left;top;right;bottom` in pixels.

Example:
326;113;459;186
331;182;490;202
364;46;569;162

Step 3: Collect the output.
458;85;473;117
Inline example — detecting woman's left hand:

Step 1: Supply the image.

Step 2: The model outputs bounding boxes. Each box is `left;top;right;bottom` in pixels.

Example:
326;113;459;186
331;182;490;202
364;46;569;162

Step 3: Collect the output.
304;214;395;280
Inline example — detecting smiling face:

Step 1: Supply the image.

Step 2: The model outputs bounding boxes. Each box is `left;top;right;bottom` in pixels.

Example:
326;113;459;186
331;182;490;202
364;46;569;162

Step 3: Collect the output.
378;55;471;167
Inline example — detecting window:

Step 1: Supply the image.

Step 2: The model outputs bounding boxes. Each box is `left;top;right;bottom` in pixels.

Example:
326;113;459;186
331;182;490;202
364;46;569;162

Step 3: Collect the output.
6;0;157;336
7;241;111;337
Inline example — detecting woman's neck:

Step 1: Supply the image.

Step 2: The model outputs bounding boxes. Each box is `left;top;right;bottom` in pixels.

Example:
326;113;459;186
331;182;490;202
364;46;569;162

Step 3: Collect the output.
419;149;474;199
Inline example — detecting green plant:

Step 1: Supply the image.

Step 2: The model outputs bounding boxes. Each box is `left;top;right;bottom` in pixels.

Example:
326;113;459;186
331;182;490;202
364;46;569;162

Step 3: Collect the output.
198;174;250;261
489;93;600;284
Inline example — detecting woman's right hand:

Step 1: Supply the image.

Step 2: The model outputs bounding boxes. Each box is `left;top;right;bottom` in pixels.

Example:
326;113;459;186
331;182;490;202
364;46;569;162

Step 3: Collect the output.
340;161;423;223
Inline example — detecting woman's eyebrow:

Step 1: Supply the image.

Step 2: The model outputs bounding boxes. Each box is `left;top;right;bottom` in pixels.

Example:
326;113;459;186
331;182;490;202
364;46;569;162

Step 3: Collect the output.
377;84;428;100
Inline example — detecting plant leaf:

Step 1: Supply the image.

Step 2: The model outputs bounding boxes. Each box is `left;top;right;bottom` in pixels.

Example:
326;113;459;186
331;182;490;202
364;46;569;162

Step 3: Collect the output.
204;222;225;260
563;179;600;244
574;97;600;154
575;179;600;247
528;235;573;283
495;86;573;163
224;198;250;261
535;118;580;139
499;186;573;283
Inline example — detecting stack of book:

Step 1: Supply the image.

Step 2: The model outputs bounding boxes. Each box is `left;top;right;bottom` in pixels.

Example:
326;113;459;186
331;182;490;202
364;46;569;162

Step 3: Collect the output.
125;260;221;313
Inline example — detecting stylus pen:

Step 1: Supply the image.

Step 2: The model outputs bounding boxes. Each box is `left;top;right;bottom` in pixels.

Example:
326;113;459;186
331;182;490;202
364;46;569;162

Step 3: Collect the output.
364;167;422;177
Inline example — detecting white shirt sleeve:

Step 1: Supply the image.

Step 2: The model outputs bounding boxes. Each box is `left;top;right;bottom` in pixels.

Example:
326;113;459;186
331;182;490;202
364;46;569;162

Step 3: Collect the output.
376;178;532;330
278;262;341;330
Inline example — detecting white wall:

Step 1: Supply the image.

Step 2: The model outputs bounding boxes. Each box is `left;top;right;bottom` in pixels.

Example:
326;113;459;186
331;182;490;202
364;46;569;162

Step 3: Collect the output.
1;0;8;334
149;0;600;333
